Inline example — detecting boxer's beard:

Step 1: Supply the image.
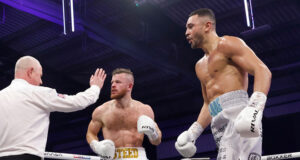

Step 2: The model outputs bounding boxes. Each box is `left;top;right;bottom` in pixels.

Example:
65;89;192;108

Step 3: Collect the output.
111;89;127;99
191;32;203;49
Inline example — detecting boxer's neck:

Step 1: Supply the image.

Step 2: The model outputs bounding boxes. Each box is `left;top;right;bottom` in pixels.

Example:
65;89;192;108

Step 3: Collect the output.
115;95;133;109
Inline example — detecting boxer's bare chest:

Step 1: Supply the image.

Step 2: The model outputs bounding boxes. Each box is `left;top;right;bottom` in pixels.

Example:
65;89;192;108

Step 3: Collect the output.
103;105;142;130
197;51;229;85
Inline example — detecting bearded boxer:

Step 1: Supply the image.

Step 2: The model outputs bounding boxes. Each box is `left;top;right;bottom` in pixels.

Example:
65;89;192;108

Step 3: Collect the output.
175;8;272;159
86;68;162;160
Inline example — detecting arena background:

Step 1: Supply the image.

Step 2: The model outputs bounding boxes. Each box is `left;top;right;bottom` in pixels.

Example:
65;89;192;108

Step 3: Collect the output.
0;0;300;159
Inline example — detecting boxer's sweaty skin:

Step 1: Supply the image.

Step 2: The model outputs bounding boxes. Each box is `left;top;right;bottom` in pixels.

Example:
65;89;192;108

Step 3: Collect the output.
182;11;271;159
91;100;154;147
186;14;271;128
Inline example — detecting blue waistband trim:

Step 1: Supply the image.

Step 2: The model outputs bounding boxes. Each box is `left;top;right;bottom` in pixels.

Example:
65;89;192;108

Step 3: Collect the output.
209;97;222;117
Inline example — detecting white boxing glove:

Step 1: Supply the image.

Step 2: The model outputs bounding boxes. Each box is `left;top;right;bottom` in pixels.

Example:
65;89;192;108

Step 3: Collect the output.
175;122;203;158
137;115;158;141
90;139;115;159
235;92;266;137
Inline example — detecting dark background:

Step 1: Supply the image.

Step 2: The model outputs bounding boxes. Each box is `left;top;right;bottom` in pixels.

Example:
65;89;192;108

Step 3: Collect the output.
0;0;300;159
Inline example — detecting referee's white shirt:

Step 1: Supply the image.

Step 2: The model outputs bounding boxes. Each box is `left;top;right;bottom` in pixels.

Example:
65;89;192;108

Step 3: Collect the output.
0;79;100;158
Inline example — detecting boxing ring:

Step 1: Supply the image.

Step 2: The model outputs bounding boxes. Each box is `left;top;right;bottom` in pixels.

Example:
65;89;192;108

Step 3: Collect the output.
44;151;300;160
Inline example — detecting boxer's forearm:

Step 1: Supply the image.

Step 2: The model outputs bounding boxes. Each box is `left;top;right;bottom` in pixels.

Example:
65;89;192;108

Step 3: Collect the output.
86;120;101;144
196;103;211;129
86;131;99;144
253;64;272;95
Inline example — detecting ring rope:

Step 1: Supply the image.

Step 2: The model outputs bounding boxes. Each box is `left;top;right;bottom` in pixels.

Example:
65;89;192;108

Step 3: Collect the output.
44;152;102;160
261;152;300;160
44;151;300;160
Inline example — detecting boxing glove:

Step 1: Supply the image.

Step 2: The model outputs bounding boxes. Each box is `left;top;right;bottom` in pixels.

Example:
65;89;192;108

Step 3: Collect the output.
175;122;203;157
90;139;115;159
235;92;266;137
137;115;159;141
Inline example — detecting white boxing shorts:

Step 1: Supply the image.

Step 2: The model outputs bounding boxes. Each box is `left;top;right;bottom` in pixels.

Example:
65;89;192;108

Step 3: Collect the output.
209;90;262;160
113;147;148;160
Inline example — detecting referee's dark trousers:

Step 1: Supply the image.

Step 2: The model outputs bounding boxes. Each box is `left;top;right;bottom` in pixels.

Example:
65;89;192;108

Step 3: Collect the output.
0;154;41;160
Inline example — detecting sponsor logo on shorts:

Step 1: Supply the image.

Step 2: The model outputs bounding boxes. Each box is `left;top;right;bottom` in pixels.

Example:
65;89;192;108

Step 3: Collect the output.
114;148;139;159
248;153;261;160
212;124;227;148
